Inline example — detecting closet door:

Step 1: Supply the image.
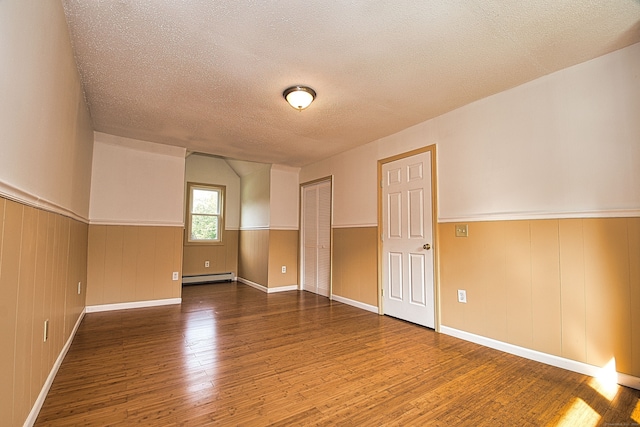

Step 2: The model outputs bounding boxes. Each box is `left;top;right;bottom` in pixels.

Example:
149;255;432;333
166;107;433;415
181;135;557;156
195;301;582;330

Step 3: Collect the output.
301;180;331;297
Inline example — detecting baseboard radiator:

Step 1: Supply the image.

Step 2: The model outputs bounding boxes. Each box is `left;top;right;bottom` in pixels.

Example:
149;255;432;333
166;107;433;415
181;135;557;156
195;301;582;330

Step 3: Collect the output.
182;272;235;285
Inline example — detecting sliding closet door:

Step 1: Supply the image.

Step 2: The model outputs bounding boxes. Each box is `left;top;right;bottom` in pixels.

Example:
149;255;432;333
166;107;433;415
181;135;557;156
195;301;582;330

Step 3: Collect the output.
301;179;331;297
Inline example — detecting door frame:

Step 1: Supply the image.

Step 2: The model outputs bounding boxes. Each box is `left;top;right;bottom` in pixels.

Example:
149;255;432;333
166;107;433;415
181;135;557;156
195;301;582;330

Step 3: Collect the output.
299;176;333;297
377;145;440;331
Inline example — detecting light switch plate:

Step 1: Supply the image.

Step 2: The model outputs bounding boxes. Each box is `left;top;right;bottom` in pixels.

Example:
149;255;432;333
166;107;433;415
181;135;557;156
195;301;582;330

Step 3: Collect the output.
455;224;469;237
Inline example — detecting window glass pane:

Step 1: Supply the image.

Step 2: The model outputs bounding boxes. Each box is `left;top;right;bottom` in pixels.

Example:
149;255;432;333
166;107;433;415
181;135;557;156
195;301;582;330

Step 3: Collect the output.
192;189;219;214
191;215;219;241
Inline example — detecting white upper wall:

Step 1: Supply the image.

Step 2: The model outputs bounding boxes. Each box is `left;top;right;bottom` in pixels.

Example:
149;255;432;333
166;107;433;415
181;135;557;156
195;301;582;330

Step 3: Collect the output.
240;165;271;229
185;154;241;229
0;0;94;220
89;133;186;226
270;165;300;230
301;42;640;225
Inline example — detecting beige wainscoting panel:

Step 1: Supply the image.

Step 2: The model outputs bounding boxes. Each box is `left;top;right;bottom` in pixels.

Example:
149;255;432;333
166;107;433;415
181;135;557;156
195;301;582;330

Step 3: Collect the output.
629;218;640;376
583;218;633;374
182;229;238;276
558;219;587;363
267;229;298;288
103;225;124;304
438;223;466;331
480;222;508;343
530;220;562;356
0;199;20;422
15;204;37;420
0;196;88;426
86;225;106;305
238;229;269;287
86;224;183;306
333;227;378;307
439;216;640;378
504;220;533;349
121;226;139;303
32;210;49;397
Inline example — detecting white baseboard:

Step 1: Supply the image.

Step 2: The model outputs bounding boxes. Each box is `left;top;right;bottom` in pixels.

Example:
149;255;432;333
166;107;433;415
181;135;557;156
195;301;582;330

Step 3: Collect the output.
440;326;640;391
331;294;379;313
24;309;86;427
86;298;181;313
236;277;298;293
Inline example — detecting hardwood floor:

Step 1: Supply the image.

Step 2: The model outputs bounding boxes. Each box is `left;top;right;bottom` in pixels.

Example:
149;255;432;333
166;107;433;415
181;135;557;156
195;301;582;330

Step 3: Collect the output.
36;283;639;426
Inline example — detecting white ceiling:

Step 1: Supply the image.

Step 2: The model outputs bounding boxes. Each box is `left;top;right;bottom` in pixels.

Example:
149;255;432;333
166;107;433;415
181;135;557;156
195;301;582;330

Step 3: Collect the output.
62;1;640;167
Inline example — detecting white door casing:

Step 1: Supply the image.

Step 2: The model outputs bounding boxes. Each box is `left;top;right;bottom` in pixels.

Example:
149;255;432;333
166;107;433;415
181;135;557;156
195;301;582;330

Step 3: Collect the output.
301;179;331;297
382;151;435;328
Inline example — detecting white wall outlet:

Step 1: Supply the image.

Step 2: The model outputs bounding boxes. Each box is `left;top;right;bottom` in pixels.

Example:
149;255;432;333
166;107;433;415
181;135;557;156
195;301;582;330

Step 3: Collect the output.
172;272;179;281
205;261;210;268
281;265;286;274
77;281;82;295
457;289;467;303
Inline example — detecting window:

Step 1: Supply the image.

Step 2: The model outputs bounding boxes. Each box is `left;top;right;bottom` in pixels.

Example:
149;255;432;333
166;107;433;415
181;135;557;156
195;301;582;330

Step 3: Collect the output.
187;183;225;243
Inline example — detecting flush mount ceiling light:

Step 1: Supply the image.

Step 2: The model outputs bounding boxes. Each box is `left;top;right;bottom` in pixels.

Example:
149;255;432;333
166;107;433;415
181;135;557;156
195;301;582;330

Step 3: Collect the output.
283;86;316;111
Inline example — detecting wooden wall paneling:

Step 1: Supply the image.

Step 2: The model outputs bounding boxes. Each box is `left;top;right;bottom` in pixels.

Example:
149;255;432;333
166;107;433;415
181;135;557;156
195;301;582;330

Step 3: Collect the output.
461;222;495;338
333;227;378;305
172;227;184;287
86;225;106;306
15;205;37;422
55;217;70;346
628;218;640;376
357;227;379;306
530;220;562;356
32;210;48;398
504;220;533;349
66;220;86;336
481;222;508;343
1;200;22;425
225;229;239;274
583;218;633;374
136;226;157;301
0;198;14;423
558;219;587;363
103;225;124;304
438;223;466;331
182;245;226;276
267;230;298;288
153;227;176;300
239;229;269;286
42;211;56;382
331;228;347;298
121;225;139;303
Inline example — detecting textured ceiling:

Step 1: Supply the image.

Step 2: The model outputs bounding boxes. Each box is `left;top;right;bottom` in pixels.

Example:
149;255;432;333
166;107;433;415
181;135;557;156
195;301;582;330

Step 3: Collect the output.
62;1;640;167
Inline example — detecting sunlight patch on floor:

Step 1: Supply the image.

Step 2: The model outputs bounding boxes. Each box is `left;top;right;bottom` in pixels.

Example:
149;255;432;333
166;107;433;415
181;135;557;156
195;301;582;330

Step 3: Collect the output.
632;398;640;424
589;358;619;401
556;398;601;427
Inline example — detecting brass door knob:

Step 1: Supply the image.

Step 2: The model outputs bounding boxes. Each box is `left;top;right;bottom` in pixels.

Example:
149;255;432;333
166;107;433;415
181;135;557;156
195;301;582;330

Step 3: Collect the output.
423;243;431;250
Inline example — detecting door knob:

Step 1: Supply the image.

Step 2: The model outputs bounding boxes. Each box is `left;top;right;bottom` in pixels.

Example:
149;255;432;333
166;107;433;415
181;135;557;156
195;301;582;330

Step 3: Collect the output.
423;243;431;250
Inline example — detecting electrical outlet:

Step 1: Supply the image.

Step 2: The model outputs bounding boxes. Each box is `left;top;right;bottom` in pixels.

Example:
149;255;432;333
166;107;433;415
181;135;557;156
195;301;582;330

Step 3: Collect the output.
43;319;49;342
205;261;210;268
77;281;82;295
457;289;467;303
281;265;286;274
172;272;179;281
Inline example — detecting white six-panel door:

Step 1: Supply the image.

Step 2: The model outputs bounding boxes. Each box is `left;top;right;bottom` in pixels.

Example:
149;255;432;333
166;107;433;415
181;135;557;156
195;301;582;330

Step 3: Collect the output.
382;151;435;328
301;180;331;297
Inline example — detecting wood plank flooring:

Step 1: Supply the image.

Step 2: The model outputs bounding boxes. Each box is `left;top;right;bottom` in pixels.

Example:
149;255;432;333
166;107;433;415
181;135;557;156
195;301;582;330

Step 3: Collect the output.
36;283;640;426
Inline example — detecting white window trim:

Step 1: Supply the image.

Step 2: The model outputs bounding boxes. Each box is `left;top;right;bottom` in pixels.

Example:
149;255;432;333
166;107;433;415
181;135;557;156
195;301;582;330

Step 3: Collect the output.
186;182;225;245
